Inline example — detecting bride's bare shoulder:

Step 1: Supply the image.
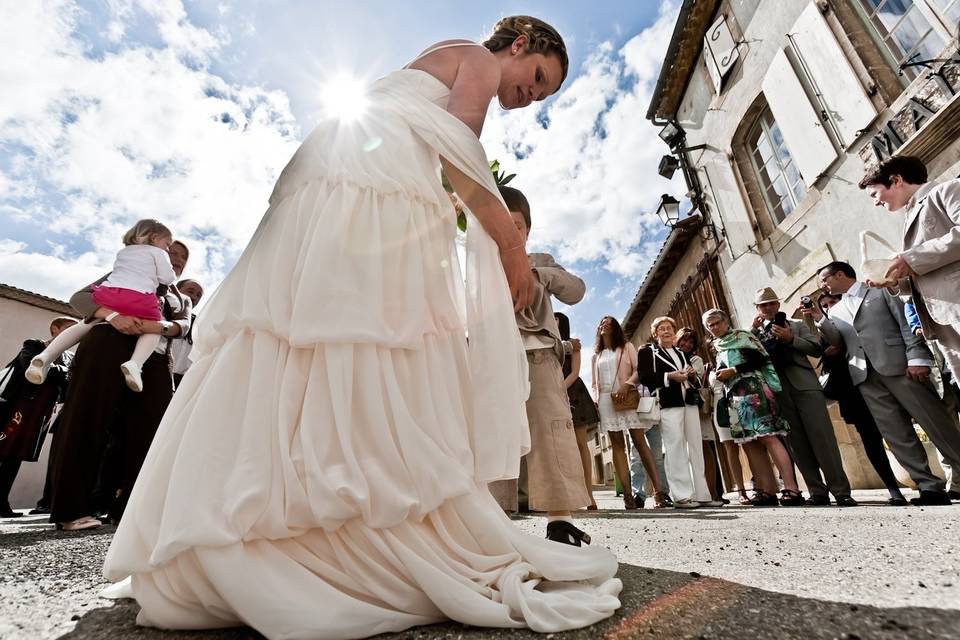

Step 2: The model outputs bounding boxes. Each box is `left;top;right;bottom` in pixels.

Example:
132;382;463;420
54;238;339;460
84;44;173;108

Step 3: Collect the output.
411;39;492;60
407;40;497;86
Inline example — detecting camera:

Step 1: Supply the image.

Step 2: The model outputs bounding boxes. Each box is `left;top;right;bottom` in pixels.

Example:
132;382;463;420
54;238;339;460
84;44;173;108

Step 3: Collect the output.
801;296;813;310
773;311;788;327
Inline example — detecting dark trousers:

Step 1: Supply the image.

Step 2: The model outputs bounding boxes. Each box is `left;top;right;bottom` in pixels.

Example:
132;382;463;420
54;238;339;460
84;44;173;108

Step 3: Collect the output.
50;326;173;523
0;459;22;511
776;377;851;499
836;388;901;494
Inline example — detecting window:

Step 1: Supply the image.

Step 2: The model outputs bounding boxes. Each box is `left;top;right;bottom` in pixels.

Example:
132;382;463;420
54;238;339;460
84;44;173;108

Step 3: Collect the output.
929;0;960;24
858;0;958;79
746;108;806;225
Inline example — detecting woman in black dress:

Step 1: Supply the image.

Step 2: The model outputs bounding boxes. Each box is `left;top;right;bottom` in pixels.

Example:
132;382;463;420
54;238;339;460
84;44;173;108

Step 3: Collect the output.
555;312;600;510
49;240;193;530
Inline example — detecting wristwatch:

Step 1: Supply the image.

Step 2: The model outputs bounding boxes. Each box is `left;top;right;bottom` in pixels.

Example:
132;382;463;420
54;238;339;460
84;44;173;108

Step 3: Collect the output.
160;321;173;337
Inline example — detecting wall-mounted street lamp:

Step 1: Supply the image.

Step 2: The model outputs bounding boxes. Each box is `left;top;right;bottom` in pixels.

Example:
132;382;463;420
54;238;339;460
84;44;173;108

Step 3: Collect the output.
655;194;681;228
658;154;681;179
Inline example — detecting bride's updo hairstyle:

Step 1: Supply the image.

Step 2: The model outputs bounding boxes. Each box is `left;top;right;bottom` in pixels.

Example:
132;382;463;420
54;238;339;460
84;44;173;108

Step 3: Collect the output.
482;16;569;85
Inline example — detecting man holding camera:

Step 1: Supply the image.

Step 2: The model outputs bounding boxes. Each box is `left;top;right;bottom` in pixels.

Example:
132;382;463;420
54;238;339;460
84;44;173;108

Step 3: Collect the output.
752;287;855;506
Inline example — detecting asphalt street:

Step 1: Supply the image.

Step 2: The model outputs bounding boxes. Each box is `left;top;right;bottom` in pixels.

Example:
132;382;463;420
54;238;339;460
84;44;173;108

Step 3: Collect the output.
2;489;958;639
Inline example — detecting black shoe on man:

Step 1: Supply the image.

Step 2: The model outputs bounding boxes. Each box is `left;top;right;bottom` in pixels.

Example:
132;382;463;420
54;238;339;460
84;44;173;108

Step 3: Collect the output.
910;490;953;506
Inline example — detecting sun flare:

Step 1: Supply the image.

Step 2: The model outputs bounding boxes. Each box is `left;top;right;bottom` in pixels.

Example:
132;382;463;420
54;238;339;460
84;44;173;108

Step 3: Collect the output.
320;73;369;122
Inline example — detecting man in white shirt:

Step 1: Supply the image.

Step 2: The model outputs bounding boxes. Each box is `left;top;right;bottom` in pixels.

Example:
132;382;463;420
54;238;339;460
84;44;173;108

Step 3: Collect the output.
170;279;203;388
805;261;960;505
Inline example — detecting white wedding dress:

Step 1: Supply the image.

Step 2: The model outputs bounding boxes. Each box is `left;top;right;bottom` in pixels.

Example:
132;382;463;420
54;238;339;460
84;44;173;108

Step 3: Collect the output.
101;43;621;639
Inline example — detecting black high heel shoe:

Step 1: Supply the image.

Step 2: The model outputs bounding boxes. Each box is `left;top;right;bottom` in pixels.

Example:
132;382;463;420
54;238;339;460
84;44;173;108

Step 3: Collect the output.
545;521;592;547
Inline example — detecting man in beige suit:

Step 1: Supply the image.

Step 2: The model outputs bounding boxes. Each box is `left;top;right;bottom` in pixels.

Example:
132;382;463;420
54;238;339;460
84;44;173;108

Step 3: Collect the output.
860;155;960;384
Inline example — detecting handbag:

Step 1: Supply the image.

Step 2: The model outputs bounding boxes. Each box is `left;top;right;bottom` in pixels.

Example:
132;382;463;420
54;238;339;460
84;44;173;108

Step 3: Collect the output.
684;386;702;407
609;347;641;411
635;350;661;424
698;386;714;418
636;391;661;424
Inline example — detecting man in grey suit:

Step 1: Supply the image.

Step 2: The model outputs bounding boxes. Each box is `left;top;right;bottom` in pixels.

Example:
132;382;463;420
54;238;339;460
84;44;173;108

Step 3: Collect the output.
859;156;960;384
751;287;854;506
808;261;960;505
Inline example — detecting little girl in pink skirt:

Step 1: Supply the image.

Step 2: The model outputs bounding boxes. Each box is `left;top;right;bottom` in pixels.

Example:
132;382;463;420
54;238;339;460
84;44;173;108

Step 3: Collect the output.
26;219;177;392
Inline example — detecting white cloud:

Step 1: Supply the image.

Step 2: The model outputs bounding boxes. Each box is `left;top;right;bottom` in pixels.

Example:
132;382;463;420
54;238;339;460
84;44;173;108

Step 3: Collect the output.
480;1;683;279
0;0;300;299
0;240;26;253
0;242;105;301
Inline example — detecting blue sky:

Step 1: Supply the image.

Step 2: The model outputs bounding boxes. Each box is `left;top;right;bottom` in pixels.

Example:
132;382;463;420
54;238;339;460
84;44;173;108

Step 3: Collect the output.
0;0;684;375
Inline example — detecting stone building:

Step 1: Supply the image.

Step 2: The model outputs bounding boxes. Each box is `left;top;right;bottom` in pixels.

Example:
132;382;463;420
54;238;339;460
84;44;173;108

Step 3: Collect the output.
624;0;960;489
0;284;77;508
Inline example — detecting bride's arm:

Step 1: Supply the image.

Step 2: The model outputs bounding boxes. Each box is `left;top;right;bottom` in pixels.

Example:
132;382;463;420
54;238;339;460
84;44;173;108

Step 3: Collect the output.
435;48;533;310
442;159;533;311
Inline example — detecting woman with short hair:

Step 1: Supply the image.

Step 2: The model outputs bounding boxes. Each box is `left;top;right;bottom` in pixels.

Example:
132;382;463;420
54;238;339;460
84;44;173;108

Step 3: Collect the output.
640;317;716;508
675;327;724;504
701;308;804;506
49;239;192;530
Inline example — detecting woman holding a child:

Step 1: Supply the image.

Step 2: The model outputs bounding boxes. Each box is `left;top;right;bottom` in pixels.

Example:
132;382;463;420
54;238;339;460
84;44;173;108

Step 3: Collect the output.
49;238;192;530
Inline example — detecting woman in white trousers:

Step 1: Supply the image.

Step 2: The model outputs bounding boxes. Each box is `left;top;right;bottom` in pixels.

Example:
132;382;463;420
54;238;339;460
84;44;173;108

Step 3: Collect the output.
639;317;718;508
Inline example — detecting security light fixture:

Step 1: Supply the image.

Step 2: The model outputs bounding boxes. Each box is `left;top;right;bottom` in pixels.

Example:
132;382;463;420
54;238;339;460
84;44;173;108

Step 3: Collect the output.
656;194;681;227
658;121;684;148
658;155;681;179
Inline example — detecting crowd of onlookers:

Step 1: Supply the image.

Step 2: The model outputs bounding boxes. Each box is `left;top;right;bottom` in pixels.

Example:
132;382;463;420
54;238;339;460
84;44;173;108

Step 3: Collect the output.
555;155;960;512
0;219;203;530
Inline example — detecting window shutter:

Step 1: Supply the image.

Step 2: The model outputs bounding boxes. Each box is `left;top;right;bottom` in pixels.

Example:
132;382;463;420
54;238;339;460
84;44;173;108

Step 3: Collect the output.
761;49;837;185
788;3;877;149
704;15;740;94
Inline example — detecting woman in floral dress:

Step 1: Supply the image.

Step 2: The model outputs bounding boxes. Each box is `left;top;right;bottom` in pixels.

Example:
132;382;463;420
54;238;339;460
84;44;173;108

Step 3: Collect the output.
702;309;804;507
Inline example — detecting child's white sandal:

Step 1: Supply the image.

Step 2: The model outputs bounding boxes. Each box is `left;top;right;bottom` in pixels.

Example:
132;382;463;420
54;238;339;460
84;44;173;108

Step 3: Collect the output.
24;355;51;385
120;360;143;393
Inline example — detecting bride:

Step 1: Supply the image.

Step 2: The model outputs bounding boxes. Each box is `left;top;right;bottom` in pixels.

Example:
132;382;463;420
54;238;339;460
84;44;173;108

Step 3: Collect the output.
102;15;621;639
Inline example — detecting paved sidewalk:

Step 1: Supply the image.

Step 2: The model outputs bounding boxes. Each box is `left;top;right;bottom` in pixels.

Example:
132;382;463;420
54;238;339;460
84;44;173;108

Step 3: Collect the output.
2;489;958;639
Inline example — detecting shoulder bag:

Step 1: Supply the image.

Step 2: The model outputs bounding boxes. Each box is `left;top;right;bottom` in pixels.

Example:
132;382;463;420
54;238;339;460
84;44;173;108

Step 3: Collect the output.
635;347;661;424
610;347;641;411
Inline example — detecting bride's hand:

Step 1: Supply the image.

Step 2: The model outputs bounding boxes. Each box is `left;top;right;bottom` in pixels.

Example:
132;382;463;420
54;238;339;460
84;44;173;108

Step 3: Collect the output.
500;245;534;311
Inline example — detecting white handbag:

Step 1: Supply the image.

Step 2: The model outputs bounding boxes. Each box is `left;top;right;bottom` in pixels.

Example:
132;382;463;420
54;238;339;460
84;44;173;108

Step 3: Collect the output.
635;351;661;424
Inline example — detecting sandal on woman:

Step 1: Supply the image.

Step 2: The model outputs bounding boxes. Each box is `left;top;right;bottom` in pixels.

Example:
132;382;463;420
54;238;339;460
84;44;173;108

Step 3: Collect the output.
545;520;592;547
738;492;752;506
56;517;102;531
748;490;779;507
654;491;672;509
779;489;806;507
586;503;598;511
623;492;638;510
